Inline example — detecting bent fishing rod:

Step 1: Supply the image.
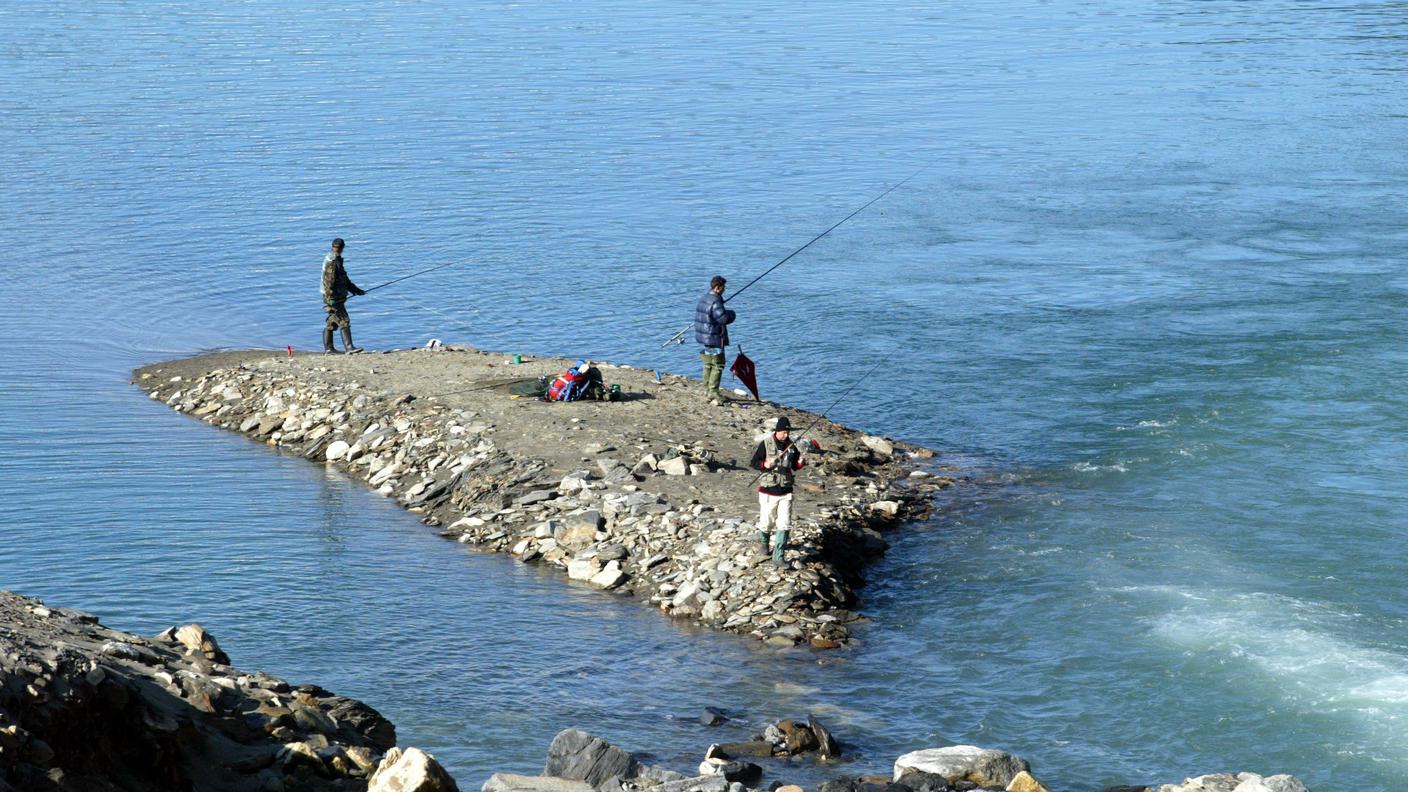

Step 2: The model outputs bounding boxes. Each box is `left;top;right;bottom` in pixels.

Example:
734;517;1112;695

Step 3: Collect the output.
748;356;890;486
662;164;930;348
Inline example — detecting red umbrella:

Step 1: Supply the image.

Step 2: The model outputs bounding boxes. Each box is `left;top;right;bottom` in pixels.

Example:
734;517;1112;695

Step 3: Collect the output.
730;348;760;401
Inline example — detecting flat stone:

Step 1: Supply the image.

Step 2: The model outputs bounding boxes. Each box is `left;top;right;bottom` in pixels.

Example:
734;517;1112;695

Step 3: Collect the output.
659;457;689;476
861;435;894;457
518;490;556;506
482;774;593;792
894;746;1030;789
597;543;628;561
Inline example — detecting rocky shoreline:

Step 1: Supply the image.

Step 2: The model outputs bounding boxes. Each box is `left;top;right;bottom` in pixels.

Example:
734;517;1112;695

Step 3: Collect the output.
135;346;958;649
0;590;455;792
1;592;1312;792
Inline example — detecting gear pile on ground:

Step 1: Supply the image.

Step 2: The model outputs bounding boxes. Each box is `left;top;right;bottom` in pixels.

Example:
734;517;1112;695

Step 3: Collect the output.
135;347;959;649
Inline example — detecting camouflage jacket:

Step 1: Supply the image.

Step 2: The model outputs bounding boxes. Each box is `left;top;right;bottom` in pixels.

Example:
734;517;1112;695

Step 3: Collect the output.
321;253;362;306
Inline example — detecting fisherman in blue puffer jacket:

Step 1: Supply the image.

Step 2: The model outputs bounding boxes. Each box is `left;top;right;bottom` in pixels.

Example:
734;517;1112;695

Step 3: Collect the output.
693;275;737;406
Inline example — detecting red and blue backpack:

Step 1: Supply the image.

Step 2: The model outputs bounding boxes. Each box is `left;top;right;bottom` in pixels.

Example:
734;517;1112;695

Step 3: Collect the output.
547;362;595;401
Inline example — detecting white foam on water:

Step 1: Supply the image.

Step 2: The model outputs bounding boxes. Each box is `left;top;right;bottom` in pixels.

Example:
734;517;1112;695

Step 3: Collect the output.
1072;461;1129;473
1145;586;1408;764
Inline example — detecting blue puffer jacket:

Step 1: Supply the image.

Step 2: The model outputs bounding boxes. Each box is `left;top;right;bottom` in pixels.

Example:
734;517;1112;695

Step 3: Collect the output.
694;291;736;348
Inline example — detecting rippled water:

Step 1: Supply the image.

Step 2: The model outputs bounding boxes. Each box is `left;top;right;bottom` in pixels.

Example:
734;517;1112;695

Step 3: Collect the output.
4;2;1408;789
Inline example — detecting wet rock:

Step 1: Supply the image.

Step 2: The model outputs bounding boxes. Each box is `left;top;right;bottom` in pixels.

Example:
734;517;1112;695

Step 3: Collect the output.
893;746;1030;789
700;707;728;726
716;741;774;758
818;779;858;792
370;746;460;792
543;729;641;788
777;719;818;754
808;714;840;759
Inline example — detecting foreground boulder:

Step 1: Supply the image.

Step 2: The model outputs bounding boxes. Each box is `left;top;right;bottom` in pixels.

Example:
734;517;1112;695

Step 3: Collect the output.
370;746;461;792
0;590;451;792
894;745;1030;789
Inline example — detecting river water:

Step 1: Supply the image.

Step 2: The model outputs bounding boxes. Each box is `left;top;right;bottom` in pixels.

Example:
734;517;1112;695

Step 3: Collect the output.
3;2;1407;789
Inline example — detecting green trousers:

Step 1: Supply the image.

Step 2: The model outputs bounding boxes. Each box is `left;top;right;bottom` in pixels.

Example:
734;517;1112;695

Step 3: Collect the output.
700;351;725;402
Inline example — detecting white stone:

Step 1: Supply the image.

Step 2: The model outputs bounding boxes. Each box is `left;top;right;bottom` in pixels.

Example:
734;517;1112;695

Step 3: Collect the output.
369;747;458;792
324;441;350;461
590;562;627;589
862;435;895;456
482;774;594;792
672;581;699;608
568;558;600;581
894;746;1029;789
659;457;689;476
870;500;901;516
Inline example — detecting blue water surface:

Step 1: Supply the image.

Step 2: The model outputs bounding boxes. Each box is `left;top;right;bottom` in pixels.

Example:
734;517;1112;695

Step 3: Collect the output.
3;2;1407;789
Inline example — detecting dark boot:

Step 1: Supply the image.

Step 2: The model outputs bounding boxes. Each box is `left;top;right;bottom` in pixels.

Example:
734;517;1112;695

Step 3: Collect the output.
341;326;363;354
323;328;341;354
757;530;771;553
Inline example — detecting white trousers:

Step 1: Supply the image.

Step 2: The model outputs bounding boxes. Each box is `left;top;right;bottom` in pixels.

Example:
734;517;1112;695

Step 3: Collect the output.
757;492;793;533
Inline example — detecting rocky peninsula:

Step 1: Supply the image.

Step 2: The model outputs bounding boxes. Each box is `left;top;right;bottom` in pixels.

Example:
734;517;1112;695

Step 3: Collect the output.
135;346;957;648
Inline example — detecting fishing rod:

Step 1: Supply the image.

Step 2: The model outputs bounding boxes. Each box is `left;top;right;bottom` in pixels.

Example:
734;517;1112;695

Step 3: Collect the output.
748;356;890;486
361;260;463;294
661;164;930;348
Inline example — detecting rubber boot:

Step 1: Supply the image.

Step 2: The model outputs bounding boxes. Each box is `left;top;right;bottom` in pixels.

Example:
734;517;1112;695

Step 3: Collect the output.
323;328;341;354
771;529;789;567
341;326;363;354
757;530;771;553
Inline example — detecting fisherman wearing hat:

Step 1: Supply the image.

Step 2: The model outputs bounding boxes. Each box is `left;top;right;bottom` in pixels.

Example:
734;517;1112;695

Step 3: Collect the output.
750;415;805;567
321;238;366;354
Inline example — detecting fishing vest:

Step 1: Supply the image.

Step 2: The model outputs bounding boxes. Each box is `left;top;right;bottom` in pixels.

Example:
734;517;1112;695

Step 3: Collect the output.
760;435;797;491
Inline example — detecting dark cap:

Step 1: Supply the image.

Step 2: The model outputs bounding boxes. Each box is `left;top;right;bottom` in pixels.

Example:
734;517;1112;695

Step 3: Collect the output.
331;238;345;249
771;416;791;431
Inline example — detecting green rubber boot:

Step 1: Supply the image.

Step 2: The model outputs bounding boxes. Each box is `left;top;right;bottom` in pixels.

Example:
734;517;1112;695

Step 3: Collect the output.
771;529;790;567
757;530;771;552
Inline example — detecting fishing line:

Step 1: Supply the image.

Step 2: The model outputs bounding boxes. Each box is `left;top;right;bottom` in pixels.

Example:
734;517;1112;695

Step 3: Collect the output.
361;260;463;294
662;163;931;347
